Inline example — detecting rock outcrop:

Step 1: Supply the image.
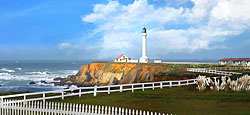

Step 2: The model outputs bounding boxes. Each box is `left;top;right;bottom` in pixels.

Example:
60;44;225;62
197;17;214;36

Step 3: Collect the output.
29;81;36;85
66;62;169;86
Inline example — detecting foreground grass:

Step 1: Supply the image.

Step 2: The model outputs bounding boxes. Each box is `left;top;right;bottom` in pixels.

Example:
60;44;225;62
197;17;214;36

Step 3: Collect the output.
49;86;250;115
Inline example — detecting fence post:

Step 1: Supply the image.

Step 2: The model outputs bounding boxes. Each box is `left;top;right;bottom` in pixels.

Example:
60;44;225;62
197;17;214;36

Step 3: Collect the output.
43;92;45;102
108;86;110;94
132;85;134;93
160;82;163;89
79;88;81;97
142;84;144;91
24;94;26;102
0;97;3;107
178;81;181;86
62;91;64;100
187;80;189;85
170;81;172;87
120;85;123;92
6;100;8;115
94;86;97;97
152;83;154;90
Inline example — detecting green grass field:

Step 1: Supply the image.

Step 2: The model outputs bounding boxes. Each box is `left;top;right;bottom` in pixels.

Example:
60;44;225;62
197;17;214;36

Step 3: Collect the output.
49;85;250;115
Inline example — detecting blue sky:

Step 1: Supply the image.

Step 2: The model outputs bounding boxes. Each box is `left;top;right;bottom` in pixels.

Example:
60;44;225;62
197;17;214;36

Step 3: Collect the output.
0;0;250;60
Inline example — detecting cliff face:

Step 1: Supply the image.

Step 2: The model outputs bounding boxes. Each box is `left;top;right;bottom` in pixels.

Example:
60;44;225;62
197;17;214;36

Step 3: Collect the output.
66;62;169;86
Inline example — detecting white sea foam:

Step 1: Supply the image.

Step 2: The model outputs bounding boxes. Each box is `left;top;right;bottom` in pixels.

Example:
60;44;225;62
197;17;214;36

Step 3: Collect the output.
0;70;77;82
69;85;78;89
0;72;52;81
0;69;78;92
0;73;16;80
16;68;22;70
26;71;49;75
36;82;53;86
0;73;20;80
0;73;11;76
1;68;15;73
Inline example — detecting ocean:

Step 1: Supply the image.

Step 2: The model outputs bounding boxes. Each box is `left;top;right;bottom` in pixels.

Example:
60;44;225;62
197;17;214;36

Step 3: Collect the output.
0;60;90;93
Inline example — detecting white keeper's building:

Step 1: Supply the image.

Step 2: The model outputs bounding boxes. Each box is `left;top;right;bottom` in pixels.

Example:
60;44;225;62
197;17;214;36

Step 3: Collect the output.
114;54;138;63
219;58;250;66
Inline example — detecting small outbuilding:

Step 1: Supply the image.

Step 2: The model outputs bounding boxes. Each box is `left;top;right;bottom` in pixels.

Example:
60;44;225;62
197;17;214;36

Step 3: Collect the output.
154;59;162;63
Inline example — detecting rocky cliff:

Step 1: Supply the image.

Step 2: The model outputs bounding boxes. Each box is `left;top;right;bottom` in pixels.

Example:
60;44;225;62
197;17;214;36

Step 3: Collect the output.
66;62;170;86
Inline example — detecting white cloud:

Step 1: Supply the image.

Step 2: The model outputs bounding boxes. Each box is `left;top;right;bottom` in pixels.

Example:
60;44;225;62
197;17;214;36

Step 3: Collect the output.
99;32;140;59
82;0;250;59
56;42;100;60
82;1;121;23
185;0;218;22
210;0;250;29
58;42;71;49
148;26;239;58
186;0;250;29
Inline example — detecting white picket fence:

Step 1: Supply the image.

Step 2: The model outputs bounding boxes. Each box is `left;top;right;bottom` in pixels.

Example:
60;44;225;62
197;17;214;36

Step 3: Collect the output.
0;79;197;104
187;68;242;76
210;67;250;71
0;100;171;115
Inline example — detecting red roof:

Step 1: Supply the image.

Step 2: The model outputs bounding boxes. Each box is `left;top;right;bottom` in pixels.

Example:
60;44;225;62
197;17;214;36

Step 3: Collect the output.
115;54;124;59
235;58;250;61
220;58;250;61
219;58;232;61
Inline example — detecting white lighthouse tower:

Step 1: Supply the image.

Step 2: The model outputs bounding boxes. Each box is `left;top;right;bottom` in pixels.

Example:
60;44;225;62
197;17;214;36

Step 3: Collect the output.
139;27;149;63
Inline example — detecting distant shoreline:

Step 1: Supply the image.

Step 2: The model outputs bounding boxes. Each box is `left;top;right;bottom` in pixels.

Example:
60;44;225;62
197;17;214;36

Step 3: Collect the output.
162;62;219;64
92;61;219;65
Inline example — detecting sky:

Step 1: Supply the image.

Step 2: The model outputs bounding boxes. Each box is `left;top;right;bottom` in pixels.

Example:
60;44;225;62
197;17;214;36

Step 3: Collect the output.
0;0;250;61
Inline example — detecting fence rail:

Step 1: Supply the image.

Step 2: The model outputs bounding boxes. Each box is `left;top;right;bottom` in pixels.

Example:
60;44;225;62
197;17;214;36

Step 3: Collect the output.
210;67;250;71
187;68;242;76
0;100;170;115
0;79;197;104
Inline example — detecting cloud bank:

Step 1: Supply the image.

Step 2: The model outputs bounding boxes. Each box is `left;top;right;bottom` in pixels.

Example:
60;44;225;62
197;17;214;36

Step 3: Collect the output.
80;0;250;59
1;0;250;60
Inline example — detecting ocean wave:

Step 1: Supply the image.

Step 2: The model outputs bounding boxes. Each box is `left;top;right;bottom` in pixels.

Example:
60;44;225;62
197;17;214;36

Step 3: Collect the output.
69;85;78;90
0;70;77;81
16;68;22;70
0;70;78;91
0;73;16;80
26;71;49;75
1;68;15;73
0;72;49;81
36;82;54;86
0;74;55;83
0;73;11;76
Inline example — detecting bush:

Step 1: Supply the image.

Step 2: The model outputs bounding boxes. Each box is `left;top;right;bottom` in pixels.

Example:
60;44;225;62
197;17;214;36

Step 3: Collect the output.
155;71;197;78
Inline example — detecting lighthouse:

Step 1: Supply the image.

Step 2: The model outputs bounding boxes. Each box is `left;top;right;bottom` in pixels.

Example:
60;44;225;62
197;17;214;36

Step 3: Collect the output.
139;27;149;63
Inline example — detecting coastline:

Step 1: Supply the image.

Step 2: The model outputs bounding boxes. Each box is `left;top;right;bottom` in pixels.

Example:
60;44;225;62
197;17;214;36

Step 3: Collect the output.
162;62;219;64
0;60;224;93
